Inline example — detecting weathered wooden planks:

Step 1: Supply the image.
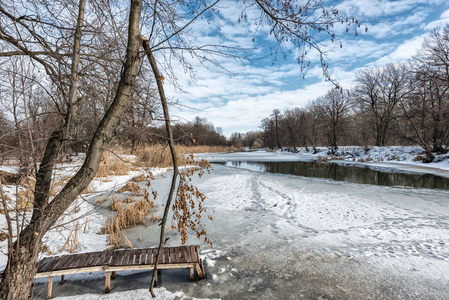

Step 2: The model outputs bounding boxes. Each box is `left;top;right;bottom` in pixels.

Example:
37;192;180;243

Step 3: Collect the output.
32;245;205;299
37;245;200;274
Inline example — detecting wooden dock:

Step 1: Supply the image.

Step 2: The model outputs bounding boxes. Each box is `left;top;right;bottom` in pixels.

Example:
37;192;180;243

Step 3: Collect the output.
35;245;205;298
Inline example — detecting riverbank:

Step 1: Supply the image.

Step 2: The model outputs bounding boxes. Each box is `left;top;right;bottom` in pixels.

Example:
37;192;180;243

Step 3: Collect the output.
197;147;449;178
1;150;449;299
35;157;449;299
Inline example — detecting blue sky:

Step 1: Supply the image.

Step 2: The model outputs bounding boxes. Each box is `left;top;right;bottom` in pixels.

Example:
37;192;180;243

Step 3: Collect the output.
163;0;449;136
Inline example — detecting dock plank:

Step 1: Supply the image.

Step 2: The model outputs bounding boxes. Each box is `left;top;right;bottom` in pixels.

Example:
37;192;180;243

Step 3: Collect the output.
134;249;142;264
81;252;98;268
59;255;78;270
94;250;108;267
140;249;149;265
169;247;174;264
104;250;114;265
164;247;169;264
185;246;192;263
110;250;124;266
31;245;205;298
38;257;60;273
68;253;89;269
180;246;187;263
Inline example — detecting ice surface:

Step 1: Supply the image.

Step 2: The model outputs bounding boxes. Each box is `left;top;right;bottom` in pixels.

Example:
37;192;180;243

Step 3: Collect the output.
2;151;449;299
117;160;449;299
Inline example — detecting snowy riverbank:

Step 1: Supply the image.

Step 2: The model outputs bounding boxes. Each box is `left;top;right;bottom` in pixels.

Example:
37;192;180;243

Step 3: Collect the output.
198;146;449;178
1;149;449;299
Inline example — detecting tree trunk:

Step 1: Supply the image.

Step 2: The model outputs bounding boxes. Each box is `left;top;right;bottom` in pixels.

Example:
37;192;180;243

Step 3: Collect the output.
0;1;143;298
424;148;435;163
142;38;180;297
0;230;42;299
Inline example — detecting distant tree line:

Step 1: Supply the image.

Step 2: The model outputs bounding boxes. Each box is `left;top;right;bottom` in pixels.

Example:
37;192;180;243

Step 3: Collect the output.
119;116;228;149
256;25;449;162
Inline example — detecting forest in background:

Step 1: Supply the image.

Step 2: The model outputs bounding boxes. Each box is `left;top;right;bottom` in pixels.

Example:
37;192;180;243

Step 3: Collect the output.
235;25;449;162
2;25;449;167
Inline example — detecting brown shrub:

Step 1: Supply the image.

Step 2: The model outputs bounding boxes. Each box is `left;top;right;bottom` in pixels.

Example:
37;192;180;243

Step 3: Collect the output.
96;153;131;178
109;196;122;211
101;198;158;248
316;155;329;162
0;231;8;242
135;144;237;168
130;174;148;182
117;182;141;193
0;171;21;185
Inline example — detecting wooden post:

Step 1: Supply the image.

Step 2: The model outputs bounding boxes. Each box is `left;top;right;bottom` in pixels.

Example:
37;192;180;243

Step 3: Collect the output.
47;276;53;299
189;267;194;281
59;275;65;285
105;272;111;294
195;263;205;279
111;271;116;279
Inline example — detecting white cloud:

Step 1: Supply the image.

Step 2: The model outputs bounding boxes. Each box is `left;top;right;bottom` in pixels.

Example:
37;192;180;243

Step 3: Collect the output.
425;8;449;30
173;80;335;135
150;0;449;136
336;0;444;18
374;34;427;65
365;10;429;39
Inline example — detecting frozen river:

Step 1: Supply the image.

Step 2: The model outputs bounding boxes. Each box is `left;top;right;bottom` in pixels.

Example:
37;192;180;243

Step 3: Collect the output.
35;152;449;299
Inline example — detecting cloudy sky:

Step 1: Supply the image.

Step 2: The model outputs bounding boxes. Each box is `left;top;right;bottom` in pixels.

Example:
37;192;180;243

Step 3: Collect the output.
161;0;449;136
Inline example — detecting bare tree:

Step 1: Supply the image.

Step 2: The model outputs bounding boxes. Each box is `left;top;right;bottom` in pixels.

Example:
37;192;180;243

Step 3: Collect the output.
314;89;351;153
0;0;363;298
0;0;143;297
408;26;449;154
354;63;411;146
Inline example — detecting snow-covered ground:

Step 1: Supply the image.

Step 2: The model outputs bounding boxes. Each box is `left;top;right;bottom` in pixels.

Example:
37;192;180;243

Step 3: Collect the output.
2;149;449;299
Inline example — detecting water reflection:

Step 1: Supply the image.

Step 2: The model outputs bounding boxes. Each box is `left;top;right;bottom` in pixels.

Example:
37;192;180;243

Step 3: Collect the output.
223;161;449;190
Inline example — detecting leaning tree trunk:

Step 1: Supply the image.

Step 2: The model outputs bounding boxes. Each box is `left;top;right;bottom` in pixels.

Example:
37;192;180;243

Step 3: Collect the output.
0;1;143;298
142;38;180;297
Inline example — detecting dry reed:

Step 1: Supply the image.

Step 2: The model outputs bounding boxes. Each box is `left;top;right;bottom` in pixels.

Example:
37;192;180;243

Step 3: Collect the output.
101;198;157;248
117;182;141;193
96;152;131;178
135;144;237;167
130;174;148;182
59;221;81;253
109;196;122;211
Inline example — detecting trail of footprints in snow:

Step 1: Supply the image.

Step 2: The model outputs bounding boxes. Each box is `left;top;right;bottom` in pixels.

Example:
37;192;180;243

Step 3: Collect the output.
246;173;449;260
250;175;321;238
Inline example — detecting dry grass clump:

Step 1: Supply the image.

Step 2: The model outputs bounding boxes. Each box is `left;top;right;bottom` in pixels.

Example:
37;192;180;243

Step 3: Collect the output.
40;244;52;255
316;155;329;162
0;176;35;213
0;171;21;185
101;198;157;248
358;157;373;162
16;188;34;212
136;144;238;168
117;182;141;193
130;174;148;182
109;196;122;211
96;153;131;178
82;182;98;194
179;145;238;154
0;231;9;242
151;212;161;222
136;144;185;167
